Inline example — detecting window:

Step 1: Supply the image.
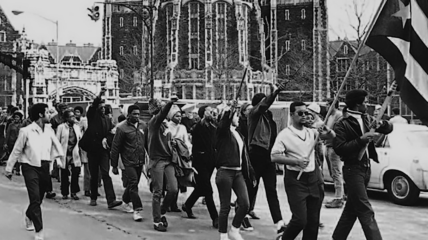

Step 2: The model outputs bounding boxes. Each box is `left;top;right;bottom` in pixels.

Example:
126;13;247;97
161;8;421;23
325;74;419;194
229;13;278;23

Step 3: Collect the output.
119;17;124;27
337;58;350;72
218;2;226;15
344;45;348;55
285;9;289;20
120;69;124;78
286;65;290;75
0;31;6;42
190;2;198;15
190;58;198;69
133;45;138;55
301;40;306;50
133;16;137;27
109;89;114;96
301;9;306;19
119;46;124;55
285;40;290;51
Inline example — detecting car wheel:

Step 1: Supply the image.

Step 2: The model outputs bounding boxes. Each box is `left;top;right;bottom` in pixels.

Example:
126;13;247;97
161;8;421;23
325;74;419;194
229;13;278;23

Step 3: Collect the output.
386;173;420;206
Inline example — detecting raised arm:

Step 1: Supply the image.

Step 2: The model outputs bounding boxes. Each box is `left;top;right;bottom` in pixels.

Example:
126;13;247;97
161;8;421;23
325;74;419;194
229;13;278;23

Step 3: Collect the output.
251;82;287;115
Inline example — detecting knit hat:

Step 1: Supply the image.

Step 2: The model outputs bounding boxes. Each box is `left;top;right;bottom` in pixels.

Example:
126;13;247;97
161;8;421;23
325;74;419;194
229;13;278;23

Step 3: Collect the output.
345;90;368;107
167;105;181;120
198;105;209;119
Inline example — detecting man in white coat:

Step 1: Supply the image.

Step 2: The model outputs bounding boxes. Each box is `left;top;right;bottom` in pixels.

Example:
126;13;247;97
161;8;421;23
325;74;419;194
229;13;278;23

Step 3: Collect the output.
56;110;82;200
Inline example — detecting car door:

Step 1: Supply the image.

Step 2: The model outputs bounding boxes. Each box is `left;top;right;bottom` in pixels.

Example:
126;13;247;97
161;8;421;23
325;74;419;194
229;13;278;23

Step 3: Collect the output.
369;135;390;189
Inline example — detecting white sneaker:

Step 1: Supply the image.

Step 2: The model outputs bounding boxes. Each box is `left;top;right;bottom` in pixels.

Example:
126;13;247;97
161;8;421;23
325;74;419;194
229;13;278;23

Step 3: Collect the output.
35;230;44;240
133;210;143;222
121;203;134;213
229;226;244;240
25;216;34;231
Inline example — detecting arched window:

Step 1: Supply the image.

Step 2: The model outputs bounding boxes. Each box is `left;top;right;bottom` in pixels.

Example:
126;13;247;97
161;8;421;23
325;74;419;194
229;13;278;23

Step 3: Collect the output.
285;9;290;20
301;40;306;50
119;46;124;55
119;17;124;27
344;45;349;55
301;9;306;19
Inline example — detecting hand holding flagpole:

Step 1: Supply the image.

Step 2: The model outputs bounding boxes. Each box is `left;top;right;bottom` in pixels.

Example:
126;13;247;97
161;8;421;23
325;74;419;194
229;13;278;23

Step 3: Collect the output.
296;0;388;180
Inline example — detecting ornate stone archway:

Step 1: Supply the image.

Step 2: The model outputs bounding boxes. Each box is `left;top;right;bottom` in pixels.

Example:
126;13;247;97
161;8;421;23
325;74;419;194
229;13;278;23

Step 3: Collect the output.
49;86;97;102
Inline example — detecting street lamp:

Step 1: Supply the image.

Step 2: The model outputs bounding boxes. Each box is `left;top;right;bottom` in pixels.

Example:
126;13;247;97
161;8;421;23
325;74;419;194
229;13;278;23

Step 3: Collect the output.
12;10;60;102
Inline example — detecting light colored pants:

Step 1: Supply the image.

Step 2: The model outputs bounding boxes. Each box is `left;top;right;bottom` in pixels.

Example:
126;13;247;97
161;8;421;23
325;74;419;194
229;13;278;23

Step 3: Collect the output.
326;147;344;199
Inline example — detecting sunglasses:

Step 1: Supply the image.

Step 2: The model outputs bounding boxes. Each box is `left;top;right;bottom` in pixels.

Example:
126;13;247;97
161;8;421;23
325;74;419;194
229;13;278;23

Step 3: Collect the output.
295;111;310;116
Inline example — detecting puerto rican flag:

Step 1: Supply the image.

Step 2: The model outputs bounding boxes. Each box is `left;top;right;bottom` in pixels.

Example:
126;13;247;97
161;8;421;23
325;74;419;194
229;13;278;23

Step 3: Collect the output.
366;0;428;122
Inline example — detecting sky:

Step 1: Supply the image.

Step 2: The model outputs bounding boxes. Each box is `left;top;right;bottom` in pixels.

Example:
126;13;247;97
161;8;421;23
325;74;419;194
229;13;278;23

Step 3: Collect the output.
0;0;383;46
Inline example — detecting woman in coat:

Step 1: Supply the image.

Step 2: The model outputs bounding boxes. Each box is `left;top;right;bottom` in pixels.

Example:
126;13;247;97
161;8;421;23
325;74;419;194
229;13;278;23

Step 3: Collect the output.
215;101;256;240
56;110;82;200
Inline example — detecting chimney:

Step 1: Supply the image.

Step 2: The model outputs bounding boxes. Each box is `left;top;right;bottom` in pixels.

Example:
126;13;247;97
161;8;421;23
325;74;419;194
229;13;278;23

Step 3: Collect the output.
66;40;76;47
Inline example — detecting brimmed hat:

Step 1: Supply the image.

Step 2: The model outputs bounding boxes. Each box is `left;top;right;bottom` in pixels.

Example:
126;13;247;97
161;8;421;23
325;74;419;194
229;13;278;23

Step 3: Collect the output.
307;102;321;114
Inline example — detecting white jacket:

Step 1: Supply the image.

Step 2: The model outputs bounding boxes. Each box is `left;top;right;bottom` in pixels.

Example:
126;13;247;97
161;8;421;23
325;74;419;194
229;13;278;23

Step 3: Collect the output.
6;122;63;172
56;123;82;168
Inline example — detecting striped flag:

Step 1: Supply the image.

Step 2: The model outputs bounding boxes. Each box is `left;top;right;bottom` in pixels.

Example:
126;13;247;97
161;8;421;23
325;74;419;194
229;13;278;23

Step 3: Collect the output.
366;0;428;122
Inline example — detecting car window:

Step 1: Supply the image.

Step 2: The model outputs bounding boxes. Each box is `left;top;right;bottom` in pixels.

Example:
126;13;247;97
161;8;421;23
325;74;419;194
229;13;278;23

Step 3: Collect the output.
406;130;428;148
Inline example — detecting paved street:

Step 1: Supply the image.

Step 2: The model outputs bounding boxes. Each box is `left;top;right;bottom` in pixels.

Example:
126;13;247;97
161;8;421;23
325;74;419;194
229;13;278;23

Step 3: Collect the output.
1;166;428;240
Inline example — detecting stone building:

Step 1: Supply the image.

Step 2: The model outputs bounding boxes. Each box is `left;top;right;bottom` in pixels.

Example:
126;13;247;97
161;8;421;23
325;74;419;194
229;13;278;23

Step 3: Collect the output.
24;40;120;105
103;0;328;101
0;5;22;107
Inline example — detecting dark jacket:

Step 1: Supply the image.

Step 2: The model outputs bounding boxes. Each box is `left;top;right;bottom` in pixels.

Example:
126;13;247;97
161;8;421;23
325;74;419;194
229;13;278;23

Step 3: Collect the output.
191;119;216;168
147;101;174;167
215;110;255;183
236;117;249;145
110;119;148;168
50;114;64;132
86;96;114;152
5;122;22;148
248;91;279;151
333;112;393;166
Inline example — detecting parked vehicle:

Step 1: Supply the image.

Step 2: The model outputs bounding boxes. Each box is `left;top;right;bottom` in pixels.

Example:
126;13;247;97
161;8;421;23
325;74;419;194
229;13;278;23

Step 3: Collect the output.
323;124;428;205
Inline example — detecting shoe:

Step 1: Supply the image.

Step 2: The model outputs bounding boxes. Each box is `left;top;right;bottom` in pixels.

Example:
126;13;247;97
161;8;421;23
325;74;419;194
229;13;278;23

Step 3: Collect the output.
133;210;143;222
161;215;168;228
182;204;196;219
45;192;56;199
108;200;123;209
212;218;219;229
71;193;79;200
84;191;90;197
121;203;134;213
325;199;344;209
229;226;244;240
35;230;44;240
25;216;34;231
248;210;260;220
170;207;182;213
89;200;97;206
62;195;69;200
154;222;167;232
15;171;21;176
241;216;254;231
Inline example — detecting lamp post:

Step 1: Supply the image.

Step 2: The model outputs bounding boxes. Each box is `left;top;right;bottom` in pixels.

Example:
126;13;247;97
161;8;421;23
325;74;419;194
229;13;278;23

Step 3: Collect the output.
12;10;60;102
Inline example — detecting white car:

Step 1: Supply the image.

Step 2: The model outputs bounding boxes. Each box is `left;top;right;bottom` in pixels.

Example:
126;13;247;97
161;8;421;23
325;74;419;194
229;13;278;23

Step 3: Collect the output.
323;124;428;206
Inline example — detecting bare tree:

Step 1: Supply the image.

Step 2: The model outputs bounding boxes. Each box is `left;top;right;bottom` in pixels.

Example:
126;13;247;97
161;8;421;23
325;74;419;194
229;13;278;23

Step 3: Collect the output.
329;0;389;104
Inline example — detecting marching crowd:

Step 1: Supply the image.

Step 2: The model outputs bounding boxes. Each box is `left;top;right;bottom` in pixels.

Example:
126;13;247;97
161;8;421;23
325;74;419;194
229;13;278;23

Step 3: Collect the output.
2;84;397;240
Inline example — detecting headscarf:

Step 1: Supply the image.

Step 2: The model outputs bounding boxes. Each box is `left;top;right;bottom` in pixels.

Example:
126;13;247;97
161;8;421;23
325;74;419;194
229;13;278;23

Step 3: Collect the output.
167;105;181;120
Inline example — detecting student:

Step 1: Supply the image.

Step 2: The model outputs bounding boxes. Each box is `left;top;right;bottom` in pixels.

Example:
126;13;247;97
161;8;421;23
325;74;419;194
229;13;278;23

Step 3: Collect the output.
215;101;256;240
5;103;64;240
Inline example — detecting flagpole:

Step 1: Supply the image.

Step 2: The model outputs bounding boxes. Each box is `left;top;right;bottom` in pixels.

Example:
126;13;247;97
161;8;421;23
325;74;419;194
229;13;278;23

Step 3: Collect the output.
296;0;388;180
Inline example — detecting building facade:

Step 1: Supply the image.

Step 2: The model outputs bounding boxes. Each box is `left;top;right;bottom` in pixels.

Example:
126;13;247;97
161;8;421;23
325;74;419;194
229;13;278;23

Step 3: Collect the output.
23;40;120;105
0;5;22;107
103;0;328;101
